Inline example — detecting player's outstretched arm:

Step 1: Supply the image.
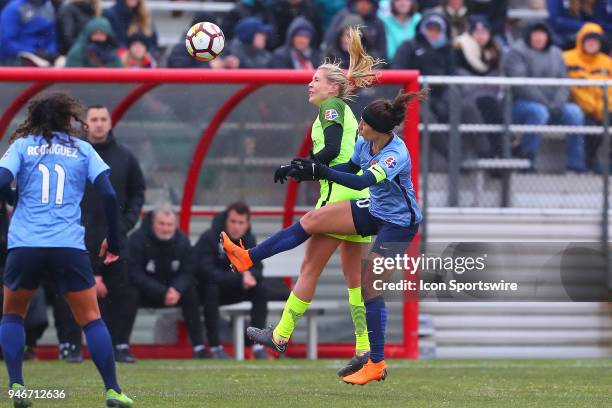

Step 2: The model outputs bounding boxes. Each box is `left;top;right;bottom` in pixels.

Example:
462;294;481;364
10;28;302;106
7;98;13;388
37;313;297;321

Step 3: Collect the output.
321;167;378;191
93;170;120;264
291;157;378;191
331;159;361;174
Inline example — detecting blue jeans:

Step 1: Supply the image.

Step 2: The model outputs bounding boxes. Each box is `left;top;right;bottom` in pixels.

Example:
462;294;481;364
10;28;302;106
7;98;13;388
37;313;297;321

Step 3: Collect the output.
512;100;586;170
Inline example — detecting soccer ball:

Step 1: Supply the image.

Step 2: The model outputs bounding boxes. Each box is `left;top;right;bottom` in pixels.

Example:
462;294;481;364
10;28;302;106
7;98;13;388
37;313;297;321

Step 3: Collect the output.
185;22;225;62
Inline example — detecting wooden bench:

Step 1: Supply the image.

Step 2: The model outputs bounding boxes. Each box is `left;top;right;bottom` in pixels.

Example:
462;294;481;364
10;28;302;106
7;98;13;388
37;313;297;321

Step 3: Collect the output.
220;300;340;361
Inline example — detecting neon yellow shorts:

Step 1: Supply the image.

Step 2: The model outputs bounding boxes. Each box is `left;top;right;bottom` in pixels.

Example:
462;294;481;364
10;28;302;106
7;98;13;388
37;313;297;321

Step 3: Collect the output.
315;180;371;243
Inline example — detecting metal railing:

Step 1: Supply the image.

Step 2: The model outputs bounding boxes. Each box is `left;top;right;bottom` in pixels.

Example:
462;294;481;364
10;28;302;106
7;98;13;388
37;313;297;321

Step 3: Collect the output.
419;75;612;291
420;76;611;206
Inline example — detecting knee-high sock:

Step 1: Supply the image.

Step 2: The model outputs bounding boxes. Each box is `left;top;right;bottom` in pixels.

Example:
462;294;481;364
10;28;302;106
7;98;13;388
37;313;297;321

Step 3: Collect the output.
348;287;370;353
274;292;311;340
365;297;387;363
249;222;310;263
83;319;121;394
0;314;25;386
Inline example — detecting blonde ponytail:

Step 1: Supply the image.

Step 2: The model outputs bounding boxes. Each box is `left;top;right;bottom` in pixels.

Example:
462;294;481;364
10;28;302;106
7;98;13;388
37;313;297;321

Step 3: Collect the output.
318;26;383;101
346;26;383;89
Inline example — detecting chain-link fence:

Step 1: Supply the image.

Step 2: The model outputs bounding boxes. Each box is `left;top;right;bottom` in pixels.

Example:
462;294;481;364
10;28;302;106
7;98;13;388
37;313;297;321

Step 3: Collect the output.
420;76;612;209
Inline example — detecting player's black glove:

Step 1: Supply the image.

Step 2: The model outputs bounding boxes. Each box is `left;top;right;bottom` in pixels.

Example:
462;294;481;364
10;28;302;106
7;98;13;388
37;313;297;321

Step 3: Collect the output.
274;164;307;183
290;151;328;181
274;164;293;184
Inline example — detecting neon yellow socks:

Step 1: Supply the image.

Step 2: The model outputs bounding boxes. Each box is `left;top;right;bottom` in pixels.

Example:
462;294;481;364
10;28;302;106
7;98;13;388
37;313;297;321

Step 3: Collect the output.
273;292;311;342
273;289;370;353
348;287;370;354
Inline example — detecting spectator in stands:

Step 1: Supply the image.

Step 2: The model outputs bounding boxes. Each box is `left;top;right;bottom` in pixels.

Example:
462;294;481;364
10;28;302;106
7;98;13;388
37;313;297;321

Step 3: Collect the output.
392;13;457;155
269;16;321;69
323;13;365;69
103;0;158;56
547;0;612;50
228;17;273;69
65;17;121;67
454;14;503;157
222;0;278;49
433;0;470;40
563;22;612;173
312;0;344;28
392;11;454;76
118;31;157;68
502;21;586;172
56;0;101;56
467;0;508;40
394;11;489;159
324;0;387;61
392;12;454;81
270;0;322;47
128;205;208;359
194;202;269;360
380;0;422;60
0;0;58;66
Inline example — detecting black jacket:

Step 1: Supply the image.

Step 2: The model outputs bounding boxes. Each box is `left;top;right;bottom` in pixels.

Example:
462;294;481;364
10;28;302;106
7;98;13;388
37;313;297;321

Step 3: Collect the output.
269;16;321;69
228;38;272;69
193;210;263;288
467;0;508;38
81;132;145;254
269;0;321;47
392;12;455;120
56;1;97;55
391;13;455;75
128;212;194;302
221;0;278;49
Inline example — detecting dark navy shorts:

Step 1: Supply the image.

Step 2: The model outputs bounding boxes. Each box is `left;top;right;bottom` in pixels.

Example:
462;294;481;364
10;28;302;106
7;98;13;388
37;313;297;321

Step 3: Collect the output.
4;247;96;293
350;199;419;257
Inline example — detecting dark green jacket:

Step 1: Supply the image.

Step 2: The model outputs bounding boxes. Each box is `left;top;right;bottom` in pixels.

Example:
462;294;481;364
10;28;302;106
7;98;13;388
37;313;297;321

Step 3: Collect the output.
65;17;121;67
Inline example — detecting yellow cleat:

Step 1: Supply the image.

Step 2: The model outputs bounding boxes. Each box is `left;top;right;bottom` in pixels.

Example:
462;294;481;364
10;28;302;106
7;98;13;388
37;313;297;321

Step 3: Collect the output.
219;231;253;273
342;359;387;385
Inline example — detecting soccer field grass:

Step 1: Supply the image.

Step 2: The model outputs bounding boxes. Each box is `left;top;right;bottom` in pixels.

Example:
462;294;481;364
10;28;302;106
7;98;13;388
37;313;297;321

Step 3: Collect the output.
2;359;611;407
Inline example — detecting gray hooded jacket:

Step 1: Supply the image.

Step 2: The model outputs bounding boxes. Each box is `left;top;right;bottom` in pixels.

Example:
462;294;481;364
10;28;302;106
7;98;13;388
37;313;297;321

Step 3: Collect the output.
502;21;569;110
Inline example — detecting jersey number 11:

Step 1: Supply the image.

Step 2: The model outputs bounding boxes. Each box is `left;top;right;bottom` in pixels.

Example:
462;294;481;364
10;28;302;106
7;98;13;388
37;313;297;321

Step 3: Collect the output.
38;163;66;205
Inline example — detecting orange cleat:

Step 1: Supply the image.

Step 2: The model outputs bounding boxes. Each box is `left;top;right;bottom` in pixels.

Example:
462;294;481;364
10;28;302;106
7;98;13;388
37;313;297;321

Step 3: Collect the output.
342;359;388;385
219;231;254;272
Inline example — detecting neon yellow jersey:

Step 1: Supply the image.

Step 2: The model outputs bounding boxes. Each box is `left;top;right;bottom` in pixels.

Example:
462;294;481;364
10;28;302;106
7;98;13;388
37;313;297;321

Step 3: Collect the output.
311;97;370;243
312;97;357;166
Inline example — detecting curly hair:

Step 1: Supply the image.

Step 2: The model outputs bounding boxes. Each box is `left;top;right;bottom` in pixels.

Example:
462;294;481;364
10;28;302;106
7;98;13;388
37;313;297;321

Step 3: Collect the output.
10;91;87;146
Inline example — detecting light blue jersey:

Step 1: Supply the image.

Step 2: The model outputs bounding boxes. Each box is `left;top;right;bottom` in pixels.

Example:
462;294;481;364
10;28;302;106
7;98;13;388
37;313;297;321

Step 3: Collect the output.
351;134;422;227
0;133;109;250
